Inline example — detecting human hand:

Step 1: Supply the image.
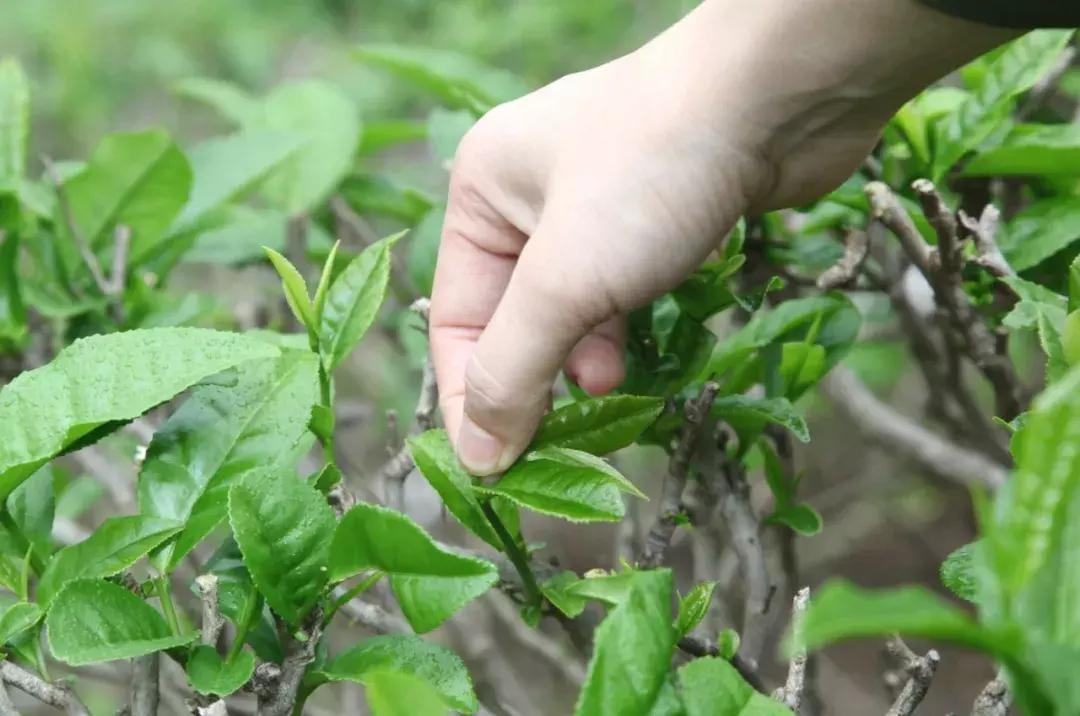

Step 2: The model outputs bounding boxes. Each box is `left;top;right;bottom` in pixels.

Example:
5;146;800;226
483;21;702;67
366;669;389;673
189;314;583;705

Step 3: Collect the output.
430;0;1017;475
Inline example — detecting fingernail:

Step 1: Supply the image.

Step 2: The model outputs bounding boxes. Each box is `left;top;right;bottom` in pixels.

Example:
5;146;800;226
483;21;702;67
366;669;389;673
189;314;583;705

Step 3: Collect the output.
458;418;508;475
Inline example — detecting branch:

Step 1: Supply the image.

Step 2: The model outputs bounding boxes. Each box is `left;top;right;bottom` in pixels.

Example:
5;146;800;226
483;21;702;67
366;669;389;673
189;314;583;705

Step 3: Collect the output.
639;381;720;568
820;367;1008;489
817;229;870;290
773;587;810;712
127;654;159;716
866;182;933;275
972;674;1011;716
0;661;89;716
959;206;1013;279
195;574;225;647
337;598;412;635
41;156;111;300
912;179;959;275
884;638;939;716
256;614;325;716
708;434;774;666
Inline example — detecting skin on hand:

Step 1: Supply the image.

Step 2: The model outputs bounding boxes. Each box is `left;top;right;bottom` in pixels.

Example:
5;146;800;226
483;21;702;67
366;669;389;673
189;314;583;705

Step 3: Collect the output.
430;0;1018;475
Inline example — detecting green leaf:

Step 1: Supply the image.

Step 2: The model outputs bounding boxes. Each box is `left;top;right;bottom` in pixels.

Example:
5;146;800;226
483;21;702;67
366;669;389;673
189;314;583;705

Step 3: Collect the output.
0;232;26;346
60;129;193;269
989;365;1080;605
477;448;642;523
0;602;43;645
0;328;278;500
329;503;498;633
47;580;195;665
800;580;1015;658
203;541;279;663
173;78;261;126
963;123;1080;177
264;247;316;331
6;467;53;563
678;657;790;716
711;396;810;444
532;396;665;455
229;470;335;625
312;240;341;324
565;570;640;607
768;504;822;537
0;59;28;188
1002;198;1080;272
676;581;716;638
575;569;676;716
353;44;528;112
255;81;360;214
187;645;256;696
319;231;403;370
407;430;501;549
358;120;427;156
140;349;318;572
941;542;978;603
312;635;478;713
365;669;448;716
1063;311;1080;367
932;30;1075;179
37;516;182;607
541;571;588;619
173;130;304;231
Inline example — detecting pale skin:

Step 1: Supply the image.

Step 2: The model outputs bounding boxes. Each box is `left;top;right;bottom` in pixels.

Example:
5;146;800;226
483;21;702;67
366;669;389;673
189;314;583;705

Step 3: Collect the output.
430;0;1019;475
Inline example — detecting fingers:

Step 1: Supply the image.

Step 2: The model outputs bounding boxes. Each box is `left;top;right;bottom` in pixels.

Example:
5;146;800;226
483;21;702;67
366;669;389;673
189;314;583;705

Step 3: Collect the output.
565;315;627;395
429;189;526;451
456;226;609;475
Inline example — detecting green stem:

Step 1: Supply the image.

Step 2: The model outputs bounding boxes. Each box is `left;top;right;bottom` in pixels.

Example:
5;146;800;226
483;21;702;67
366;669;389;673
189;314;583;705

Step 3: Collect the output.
323;571;383;626
317;363;336;464
227;592;263;663
481;501;542;608
155;577;181;636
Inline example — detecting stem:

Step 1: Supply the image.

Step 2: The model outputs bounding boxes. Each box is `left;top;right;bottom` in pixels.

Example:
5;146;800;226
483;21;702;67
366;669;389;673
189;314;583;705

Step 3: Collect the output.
155;577;181;636
481;501;542;608
227;592;264;663
323;572;383;626
317;363;336;464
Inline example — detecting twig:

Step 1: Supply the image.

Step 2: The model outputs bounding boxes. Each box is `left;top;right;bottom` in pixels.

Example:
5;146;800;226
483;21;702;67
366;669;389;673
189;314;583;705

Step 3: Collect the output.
638;381;720;568
0;661;89;716
486;594;587;687
127;654;160;716
337;599;411;635
773;587;810;713
884;637;939;716
195;574;225;647
866;182;933;275
817;230;870;290
1017;44;1077;121
820;367;1008;489
972;674;1012;716
912;179;959;275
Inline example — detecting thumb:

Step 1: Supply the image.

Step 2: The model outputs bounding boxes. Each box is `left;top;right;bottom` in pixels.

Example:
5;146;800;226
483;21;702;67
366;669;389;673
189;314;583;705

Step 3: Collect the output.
457;224;609;475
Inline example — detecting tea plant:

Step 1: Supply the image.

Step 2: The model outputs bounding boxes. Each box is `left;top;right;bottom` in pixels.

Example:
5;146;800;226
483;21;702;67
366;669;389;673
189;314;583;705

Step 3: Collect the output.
0;27;1078;716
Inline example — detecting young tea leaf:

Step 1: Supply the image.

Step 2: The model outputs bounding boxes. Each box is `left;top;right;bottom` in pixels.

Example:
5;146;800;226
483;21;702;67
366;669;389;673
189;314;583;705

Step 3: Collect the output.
676;581;717;638
940;542;978;603
229;470;335;625
320;231;403;371
264;247;316;332
47;580;195;665
0;328;278;500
